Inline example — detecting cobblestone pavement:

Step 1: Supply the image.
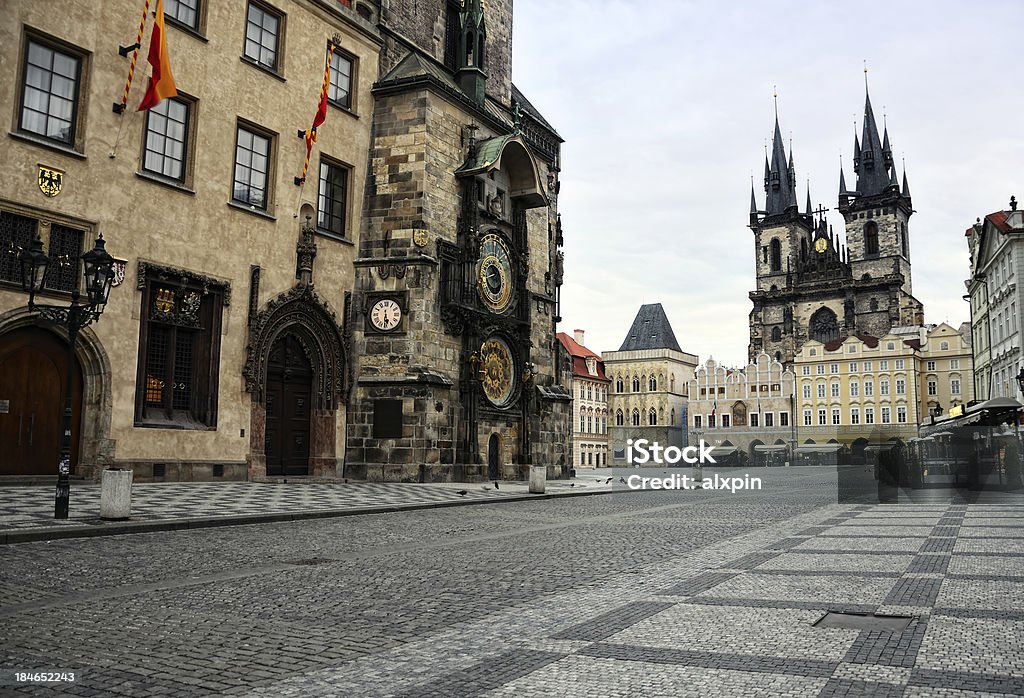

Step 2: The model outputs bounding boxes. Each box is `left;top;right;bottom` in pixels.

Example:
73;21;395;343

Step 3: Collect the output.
0;467;1022;696
0;474;613;540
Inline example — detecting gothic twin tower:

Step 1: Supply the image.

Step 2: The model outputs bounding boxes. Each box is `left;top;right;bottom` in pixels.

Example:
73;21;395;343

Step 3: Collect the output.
747;83;924;364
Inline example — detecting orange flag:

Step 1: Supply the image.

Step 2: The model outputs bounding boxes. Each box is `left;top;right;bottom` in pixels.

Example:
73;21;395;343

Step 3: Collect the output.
138;0;178;111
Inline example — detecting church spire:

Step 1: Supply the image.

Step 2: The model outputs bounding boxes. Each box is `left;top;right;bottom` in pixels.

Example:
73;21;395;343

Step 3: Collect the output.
902;161;912;200
764;101;798;215
750;179;759;226
805;183;812;215
854;78;891;196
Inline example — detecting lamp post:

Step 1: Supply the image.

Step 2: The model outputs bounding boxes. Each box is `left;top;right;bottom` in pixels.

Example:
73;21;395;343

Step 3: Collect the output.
20;234;114;519
1015;367;1024;398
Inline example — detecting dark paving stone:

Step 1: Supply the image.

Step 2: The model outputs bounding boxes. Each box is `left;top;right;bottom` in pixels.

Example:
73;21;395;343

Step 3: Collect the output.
920;537;956;553
946;573;1024;582
932;607;1024;621
884;577;942;606
909;668;1024;695
793;549;920;556
754;569;901;579
550;601;675;641
723;551;780;570
660;572;737;596
907;554;950;574
690;597;878;614
579;642;838;678
816;677;906;697
771;537;812;549
843;616;927;668
396;649;565;698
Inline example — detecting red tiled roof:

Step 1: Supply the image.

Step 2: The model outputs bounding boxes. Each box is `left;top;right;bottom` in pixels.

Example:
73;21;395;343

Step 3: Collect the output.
557;332;609;381
987;211;1010;233
903;338;922;350
822;334;881;352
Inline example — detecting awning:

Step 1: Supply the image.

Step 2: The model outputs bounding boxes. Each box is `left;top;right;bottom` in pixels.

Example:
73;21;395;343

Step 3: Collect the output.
753;445;788;452
796;444;843;453
709;446;738;457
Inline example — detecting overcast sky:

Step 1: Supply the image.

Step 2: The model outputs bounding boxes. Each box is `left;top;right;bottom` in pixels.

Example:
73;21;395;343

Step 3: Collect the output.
511;0;1024;367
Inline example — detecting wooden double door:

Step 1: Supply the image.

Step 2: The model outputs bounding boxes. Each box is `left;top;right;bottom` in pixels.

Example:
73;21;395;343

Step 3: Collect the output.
265;333;312;476
0;328;82;476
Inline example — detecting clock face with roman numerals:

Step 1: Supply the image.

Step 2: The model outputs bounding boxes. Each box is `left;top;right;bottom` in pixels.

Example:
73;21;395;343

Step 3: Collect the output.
477;233;514;312
369;298;402;332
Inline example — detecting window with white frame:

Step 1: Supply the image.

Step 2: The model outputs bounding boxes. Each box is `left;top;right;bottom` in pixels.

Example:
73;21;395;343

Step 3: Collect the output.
950;359;960;370
850;382;859;397
895;359;905;370
940;341;949;351
764;412;774;427
927;380;937;395
850;407;860;424
926;360;936;371
896;378;906;395
830;363;839;374
880;379;890;396
881;406;891;424
863;360;872;371
864;380;874;397
865;407;875;424
880;360;889;370
951;378;961;394
803;384;812;399
817;409;827;425
831;382;840;398
897;406;907;423
849;362;858;372
816;364;825;375
817;384;826;399
803;409;812;426
832;408;841;425
802;365;811;376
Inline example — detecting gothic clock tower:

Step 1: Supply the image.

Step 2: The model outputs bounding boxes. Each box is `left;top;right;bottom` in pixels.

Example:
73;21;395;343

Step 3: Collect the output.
345;0;571;481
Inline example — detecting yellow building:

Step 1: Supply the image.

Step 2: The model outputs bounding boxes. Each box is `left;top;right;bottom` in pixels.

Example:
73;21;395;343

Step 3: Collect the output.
792;324;974;461
0;0;381;480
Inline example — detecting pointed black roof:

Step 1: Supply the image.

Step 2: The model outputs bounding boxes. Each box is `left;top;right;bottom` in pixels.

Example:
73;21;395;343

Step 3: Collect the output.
854;86;893;196
764;112;798;215
902;166;911;199
618;304;682;352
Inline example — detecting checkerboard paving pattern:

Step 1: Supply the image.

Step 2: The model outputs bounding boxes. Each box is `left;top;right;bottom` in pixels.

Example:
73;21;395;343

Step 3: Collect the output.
0;480;597;534
241;501;1024;697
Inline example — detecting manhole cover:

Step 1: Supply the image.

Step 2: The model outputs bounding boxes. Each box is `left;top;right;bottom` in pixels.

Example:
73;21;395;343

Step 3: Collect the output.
813;611;913;632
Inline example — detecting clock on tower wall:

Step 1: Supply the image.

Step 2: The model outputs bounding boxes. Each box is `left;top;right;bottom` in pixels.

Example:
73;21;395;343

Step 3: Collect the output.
364;292;408;334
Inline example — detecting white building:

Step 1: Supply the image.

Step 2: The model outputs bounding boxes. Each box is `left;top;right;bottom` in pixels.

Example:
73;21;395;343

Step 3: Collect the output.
966;197;1024;400
557;330;610;467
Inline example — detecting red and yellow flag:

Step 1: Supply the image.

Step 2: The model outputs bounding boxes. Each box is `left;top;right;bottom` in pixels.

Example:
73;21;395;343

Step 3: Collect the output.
138;0;178;111
297;39;337;184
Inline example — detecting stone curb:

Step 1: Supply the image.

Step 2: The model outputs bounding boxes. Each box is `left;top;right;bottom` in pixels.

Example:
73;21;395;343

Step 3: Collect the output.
0;486;615;545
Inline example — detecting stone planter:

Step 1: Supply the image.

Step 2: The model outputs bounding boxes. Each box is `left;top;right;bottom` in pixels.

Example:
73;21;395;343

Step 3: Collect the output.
100;468;133;520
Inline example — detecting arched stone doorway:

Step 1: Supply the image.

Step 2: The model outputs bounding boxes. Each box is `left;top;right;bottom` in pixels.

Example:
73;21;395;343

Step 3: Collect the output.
0;327;82;476
244;285;347;480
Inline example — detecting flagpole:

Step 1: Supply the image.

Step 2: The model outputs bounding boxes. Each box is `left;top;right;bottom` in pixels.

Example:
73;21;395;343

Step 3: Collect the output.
114;0;151;114
296;35;340;186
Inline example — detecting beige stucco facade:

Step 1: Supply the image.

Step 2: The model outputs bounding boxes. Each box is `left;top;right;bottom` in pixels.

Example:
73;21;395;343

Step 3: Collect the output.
0;0;381;480
791;324;974;455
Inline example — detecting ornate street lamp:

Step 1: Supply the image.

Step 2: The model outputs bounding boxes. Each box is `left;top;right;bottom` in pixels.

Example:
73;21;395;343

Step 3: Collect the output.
20;234;115;519
1016;367;1024;398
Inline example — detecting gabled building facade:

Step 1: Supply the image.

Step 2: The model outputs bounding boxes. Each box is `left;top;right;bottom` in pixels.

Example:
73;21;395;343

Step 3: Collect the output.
965;197;1023;401
605;304;697;465
557;330;609;468
687;353;796;466
749;86;924;365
